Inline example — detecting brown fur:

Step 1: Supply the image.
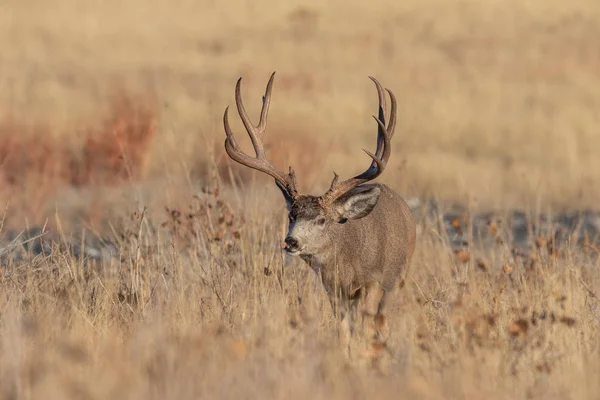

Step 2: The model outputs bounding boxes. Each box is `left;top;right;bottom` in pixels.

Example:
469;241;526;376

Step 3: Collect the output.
289;196;322;220
319;183;416;296
283;183;417;359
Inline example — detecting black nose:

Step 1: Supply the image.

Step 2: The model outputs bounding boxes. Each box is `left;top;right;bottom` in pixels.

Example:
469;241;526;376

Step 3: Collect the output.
284;236;298;249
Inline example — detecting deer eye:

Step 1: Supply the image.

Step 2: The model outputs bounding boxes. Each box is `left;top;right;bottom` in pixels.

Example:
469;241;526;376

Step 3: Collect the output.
316;216;326;226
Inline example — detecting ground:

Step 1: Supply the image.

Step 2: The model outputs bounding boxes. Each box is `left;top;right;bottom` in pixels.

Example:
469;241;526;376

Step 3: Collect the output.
0;0;599;398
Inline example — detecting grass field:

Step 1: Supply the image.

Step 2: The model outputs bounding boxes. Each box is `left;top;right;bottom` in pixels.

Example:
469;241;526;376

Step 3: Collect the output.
0;0;599;398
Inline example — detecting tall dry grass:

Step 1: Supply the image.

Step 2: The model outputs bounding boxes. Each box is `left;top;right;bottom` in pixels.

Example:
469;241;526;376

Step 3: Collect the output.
0;175;598;399
0;0;599;398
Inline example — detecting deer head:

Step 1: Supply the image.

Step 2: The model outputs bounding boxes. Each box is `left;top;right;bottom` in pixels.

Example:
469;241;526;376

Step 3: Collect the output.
223;72;397;258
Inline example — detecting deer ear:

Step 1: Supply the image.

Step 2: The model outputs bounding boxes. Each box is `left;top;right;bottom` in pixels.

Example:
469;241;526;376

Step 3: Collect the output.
333;186;381;221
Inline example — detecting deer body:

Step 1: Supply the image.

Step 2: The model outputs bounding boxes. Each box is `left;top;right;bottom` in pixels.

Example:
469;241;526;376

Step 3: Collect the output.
222;72;417;358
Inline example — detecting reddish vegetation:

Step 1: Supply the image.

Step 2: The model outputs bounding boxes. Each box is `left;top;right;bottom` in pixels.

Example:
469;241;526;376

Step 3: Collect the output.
0;89;156;225
0;89;156;189
78;90;156;186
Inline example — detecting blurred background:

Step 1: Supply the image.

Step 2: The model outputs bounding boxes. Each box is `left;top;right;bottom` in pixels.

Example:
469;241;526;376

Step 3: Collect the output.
0;0;599;231
0;3;599;398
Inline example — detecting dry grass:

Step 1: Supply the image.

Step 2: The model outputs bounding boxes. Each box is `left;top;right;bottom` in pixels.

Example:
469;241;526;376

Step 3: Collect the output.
0;0;599;398
0;88;156;227
2;0;600;207
0;177;598;399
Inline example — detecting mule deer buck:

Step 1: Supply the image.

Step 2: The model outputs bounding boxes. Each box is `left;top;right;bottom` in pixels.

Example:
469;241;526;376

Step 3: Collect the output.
223;72;416;358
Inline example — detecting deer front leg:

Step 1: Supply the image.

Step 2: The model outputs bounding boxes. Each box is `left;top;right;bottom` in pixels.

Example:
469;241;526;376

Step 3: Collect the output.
339;306;352;359
375;287;394;343
326;289;357;360
362;281;396;373
361;281;386;344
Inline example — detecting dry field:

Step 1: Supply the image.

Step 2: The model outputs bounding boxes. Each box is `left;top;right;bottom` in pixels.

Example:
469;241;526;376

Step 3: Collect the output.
0;0;599;398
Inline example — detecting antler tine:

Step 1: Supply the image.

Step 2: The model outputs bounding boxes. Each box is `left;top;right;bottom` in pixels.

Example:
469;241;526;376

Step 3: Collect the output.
258;74;274;130
369;76;387;161
321;76;397;204
223;72;298;200
233;71;275;157
386;87;397;139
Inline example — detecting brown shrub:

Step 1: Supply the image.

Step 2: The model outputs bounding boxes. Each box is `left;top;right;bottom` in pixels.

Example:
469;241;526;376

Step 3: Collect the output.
0;89;156;190
161;172;245;252
77;89;156;186
0;89;157;225
0;120;69;186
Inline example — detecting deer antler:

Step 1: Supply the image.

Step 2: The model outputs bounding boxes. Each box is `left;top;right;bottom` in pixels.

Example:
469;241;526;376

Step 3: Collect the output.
320;76;397;205
223;72;298;202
